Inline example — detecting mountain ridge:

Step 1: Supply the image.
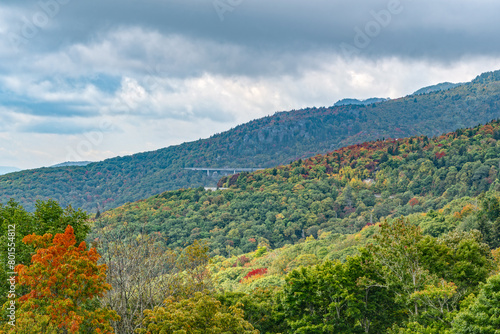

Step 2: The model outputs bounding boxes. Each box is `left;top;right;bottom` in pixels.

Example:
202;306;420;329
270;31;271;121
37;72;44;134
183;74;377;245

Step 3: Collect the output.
412;82;464;95
50;161;93;168
2;70;500;212
333;97;389;106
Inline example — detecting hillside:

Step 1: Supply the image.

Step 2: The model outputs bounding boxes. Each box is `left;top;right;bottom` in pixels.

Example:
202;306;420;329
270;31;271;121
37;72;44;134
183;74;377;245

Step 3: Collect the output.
205;195;498;334
2;70;500;212
208;192;491;292
90;119;500;256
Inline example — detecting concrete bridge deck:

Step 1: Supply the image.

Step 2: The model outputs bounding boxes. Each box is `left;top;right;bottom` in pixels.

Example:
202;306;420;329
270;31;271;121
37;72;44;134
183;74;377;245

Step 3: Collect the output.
184;167;265;176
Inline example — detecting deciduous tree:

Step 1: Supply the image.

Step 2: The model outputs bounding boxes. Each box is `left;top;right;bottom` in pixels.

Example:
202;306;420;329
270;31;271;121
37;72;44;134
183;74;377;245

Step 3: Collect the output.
137;292;258;334
2;225;118;334
451;274;500;333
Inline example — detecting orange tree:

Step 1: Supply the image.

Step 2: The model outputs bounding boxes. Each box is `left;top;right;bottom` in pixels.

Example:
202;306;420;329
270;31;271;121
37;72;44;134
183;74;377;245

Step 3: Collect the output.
0;199;90;310
1;225;118;333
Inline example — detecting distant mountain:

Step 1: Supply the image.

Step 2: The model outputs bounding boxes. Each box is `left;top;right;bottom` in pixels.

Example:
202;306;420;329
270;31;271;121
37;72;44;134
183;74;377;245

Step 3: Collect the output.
413;82;464;95
333;97;389;106
50;161;93;168
0;167;21;176
2;70;500;212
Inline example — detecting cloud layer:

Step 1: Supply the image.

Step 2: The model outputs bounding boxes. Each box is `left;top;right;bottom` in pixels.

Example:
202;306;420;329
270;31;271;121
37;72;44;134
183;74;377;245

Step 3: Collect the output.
1;0;500;168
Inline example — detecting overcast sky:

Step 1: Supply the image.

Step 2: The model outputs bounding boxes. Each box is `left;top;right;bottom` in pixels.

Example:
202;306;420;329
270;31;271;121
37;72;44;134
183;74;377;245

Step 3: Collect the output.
1;0;500;169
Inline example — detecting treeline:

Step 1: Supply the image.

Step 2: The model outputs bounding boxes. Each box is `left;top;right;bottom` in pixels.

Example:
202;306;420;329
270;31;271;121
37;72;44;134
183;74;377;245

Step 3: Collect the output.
2;71;500;212
92;120;500;256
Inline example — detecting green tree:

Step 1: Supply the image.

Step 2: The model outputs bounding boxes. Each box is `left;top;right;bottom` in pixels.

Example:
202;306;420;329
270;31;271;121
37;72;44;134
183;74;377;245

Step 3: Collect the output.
218;288;288;334
282;254;394;333
136;292;258;334
418;230;493;295
408;280;459;331
451;274;500;333
477;193;500;249
372;220;493;332
367;219;432;318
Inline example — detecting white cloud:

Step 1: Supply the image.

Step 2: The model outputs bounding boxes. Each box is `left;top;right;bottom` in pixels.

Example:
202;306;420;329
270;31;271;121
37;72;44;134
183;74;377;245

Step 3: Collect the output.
3;53;500;170
1;3;500;169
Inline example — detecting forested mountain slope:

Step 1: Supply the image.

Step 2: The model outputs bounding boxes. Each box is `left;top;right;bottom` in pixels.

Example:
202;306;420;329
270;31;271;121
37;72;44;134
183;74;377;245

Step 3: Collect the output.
91;119;500;256
2;70;500;212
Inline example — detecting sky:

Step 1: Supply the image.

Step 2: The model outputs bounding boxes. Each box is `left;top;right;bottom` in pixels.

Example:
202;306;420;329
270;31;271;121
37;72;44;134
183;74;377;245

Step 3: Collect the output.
1;0;500;169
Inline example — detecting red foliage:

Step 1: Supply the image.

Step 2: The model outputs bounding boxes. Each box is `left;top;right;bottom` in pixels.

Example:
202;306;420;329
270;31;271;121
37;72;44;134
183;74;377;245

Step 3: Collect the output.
241;268;268;282
233;255;251;267
228;173;240;186
435;151;446;159
344;206;356;215
238;255;250;266
409;197;419;207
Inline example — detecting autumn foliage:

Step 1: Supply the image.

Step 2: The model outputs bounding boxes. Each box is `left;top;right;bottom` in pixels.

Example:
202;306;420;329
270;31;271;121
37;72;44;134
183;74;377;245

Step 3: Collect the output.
240;268;268;283
408;197;419;207
7;225;119;333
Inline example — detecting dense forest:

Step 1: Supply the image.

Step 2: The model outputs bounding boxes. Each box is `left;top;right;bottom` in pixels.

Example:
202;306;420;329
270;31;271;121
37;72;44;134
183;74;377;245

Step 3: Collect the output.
91;119;500;256
2;184;500;332
4;117;500;332
2;70;500;212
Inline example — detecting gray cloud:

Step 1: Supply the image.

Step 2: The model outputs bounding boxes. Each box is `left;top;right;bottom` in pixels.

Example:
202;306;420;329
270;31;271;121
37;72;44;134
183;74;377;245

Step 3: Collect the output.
1;0;500;169
19;119;97;134
6;1;500;60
